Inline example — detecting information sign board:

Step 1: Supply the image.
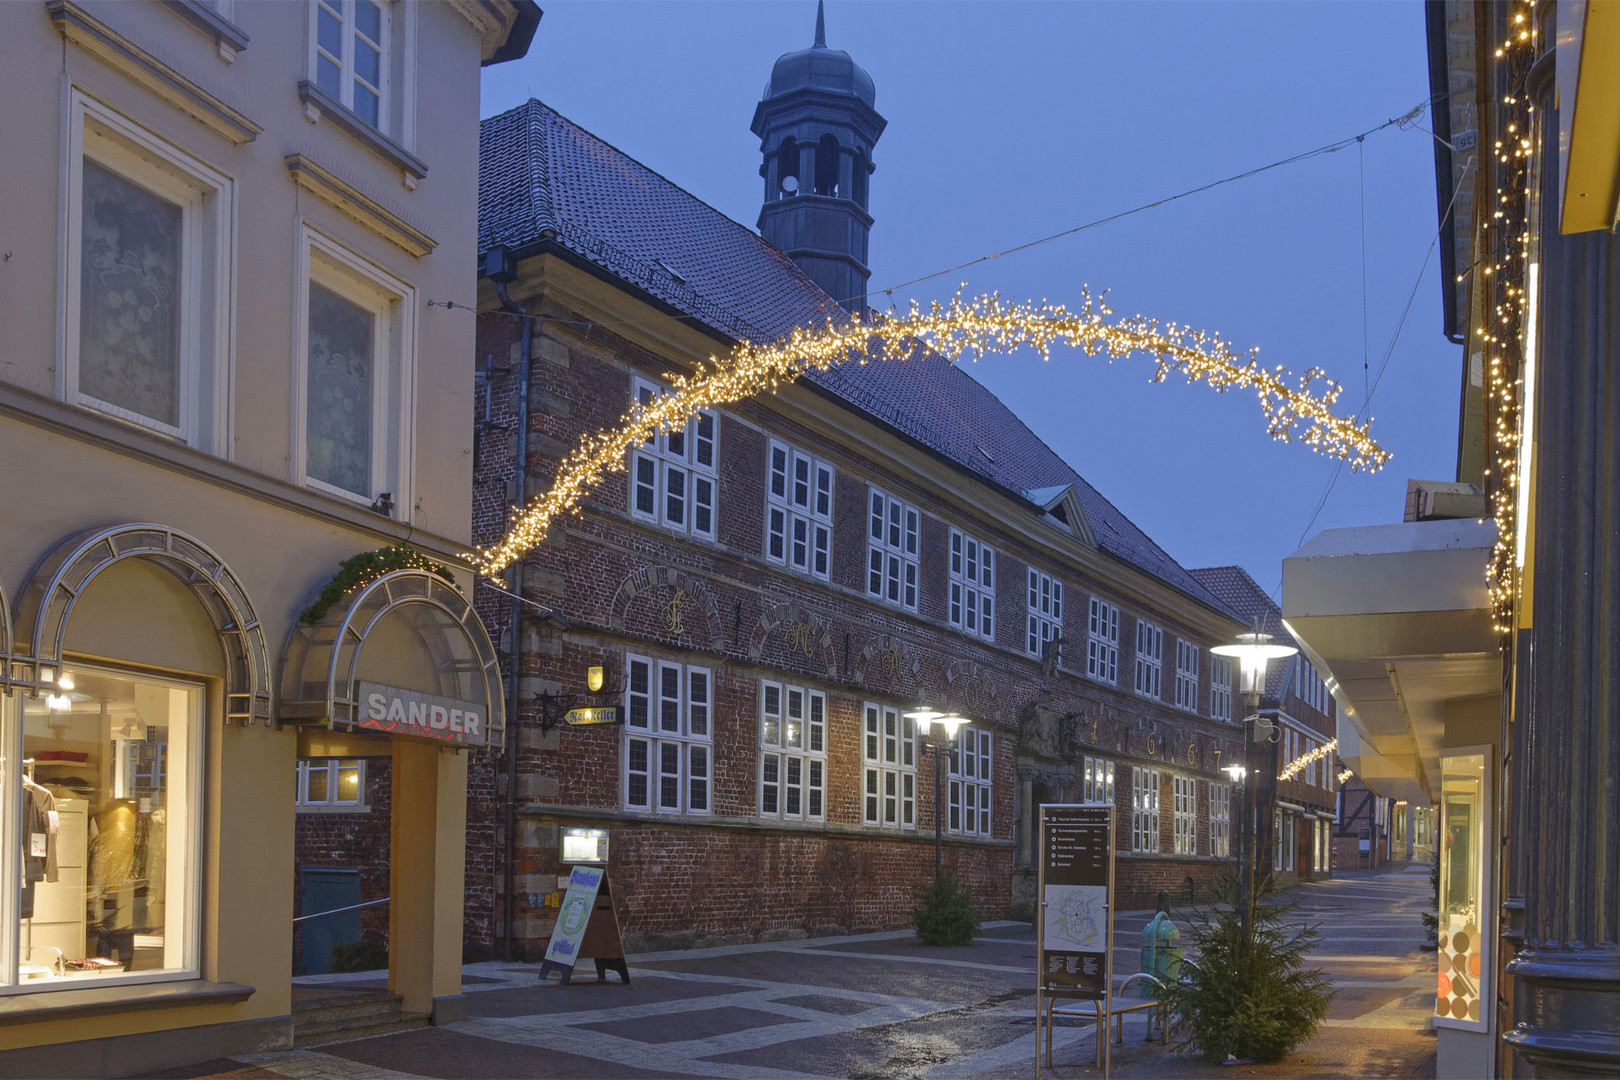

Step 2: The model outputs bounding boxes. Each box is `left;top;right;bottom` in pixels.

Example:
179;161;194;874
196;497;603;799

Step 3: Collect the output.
537;865;630;986
1040;804;1112;997
1036;803;1115;1078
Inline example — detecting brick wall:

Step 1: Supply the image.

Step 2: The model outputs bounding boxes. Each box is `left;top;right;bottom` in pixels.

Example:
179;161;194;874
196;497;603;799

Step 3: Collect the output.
465;283;1249;954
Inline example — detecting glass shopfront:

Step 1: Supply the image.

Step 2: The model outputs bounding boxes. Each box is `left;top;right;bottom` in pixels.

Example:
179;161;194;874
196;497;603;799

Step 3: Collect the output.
4;665;202;989
1436;748;1490;1031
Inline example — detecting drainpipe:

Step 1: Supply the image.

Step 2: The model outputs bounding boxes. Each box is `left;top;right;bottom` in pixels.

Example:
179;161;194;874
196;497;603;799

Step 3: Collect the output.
486;245;530;963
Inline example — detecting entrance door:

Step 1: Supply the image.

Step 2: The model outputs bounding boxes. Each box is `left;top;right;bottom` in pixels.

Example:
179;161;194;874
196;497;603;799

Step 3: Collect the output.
298;868;361;974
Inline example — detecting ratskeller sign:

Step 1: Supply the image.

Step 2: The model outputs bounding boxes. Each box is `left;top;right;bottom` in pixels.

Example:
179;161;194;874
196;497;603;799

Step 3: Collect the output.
356;681;488;746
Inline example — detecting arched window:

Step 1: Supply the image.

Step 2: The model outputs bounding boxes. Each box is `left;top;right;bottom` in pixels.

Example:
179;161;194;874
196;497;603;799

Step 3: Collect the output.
776;138;800;197
814;134;840;196
852;147;869;209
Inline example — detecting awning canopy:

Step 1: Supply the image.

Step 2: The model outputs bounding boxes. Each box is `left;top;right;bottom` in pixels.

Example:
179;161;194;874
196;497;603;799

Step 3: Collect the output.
13;524;270;722
1281;518;1500;805
280;569;505;749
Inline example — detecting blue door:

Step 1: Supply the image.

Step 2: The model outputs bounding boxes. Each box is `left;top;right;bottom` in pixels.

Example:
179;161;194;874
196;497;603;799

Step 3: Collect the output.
299;868;361;975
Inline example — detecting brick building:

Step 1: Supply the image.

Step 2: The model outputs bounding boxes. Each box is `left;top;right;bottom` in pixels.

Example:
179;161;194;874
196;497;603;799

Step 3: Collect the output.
1189;566;1338;885
466;13;1253;960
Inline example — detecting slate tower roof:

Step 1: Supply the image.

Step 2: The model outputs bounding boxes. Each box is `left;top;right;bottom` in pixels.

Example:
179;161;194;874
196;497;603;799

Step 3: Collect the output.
760;0;878;108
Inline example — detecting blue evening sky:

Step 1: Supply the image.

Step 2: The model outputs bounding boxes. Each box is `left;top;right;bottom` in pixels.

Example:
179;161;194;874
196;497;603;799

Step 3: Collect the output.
481;1;1458;599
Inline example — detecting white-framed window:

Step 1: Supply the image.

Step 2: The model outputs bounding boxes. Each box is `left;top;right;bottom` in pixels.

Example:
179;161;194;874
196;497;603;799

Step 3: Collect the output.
1211;656;1234;722
766;440;832;578
1083;755;1115;805
1174;640;1200;711
9;665;204;992
294;226;415;510
868;487;919;610
1173;774;1197;855
1087;598;1119;683
759;682;825;822
631;378;716;539
948;727;993;837
312;0;389;130
1131;767;1160;853
949;529;995;640
1209;781;1231;857
61;90;233;452
297;758;368;810
1134;619;1163;699
625;655;711;815
862;703;916;829
1026;568;1063;659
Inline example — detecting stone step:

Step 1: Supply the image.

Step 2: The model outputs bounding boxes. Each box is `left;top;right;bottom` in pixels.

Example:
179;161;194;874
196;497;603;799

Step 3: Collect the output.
294;997;410;1031
293;1012;430;1049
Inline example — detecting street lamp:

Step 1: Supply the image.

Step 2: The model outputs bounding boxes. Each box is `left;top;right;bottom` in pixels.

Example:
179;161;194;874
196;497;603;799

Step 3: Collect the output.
905;707;966;878
1211;631;1296;940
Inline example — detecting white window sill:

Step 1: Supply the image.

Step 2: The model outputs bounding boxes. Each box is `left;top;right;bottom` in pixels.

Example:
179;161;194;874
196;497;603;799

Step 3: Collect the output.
297;80;426;181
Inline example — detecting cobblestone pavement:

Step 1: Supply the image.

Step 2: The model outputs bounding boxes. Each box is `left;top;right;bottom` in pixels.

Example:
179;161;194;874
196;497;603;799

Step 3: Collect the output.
155;867;1435;1080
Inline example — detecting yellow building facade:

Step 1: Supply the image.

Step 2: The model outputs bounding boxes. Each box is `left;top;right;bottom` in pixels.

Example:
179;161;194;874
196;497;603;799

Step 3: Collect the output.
0;1;535;1072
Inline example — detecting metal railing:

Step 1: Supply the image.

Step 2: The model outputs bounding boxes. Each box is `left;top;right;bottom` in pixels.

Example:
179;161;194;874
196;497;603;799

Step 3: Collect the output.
293;897;389;923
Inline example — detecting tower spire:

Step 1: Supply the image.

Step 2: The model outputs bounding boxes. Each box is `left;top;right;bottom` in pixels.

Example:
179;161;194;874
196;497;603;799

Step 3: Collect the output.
814;0;826;48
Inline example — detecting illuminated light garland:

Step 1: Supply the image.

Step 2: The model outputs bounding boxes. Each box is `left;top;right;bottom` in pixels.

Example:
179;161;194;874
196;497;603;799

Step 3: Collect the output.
1279;737;1338;782
1476;0;1537;634
471;291;1390;575
1337;767;1354;785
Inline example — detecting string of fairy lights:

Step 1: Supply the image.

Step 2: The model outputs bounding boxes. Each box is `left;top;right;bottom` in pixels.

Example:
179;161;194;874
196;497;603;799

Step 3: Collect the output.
1481;0;1536;633
470;291;1390;575
1279;737;1338;783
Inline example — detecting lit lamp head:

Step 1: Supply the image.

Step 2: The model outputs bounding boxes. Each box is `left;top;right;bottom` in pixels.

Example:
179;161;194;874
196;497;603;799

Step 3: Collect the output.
587;666;605;693
1211;632;1297;695
935;713;967;741
1223;763;1248;783
903;707;945;735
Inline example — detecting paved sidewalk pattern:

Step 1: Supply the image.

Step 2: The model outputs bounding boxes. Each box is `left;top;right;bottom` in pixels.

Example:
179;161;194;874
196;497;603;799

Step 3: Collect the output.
153;868;1435;1079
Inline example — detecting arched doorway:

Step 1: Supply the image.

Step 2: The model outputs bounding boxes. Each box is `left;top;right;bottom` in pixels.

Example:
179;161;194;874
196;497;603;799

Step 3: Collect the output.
281;568;502;1023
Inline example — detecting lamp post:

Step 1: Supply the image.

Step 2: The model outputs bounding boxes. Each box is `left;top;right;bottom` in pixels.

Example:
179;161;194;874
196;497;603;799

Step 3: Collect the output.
905;708;966;879
1211;631;1295;941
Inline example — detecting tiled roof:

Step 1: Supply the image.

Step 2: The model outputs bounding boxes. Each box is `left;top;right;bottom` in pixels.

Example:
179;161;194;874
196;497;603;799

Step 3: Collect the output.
1186;565;1293;695
479;100;1234;616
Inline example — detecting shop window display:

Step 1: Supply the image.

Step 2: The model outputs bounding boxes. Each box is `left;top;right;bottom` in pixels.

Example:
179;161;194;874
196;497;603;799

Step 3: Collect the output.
1435;749;1489;1031
7;667;200;989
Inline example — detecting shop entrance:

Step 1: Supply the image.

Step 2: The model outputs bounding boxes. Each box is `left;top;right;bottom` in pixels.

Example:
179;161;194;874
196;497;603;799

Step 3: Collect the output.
281;569;504;1026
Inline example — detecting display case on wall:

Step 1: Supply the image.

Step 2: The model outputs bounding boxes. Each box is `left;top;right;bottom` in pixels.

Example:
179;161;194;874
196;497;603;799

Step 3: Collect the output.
1435;747;1491;1032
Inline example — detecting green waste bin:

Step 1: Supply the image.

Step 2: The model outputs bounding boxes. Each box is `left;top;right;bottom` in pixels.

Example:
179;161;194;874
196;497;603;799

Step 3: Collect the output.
1138;911;1183;1000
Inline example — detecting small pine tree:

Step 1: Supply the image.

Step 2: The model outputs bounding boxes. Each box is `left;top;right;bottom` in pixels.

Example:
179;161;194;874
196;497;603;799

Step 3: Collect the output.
912;873;981;946
1163;874;1335;1063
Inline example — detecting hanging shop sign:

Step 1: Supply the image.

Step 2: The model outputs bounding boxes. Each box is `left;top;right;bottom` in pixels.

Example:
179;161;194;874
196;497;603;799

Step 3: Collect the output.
564;706;623;726
356;681;488;747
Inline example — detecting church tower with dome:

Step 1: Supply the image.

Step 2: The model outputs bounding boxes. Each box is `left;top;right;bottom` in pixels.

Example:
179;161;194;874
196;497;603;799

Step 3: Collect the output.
752;1;887;312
